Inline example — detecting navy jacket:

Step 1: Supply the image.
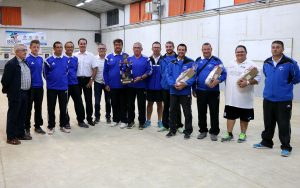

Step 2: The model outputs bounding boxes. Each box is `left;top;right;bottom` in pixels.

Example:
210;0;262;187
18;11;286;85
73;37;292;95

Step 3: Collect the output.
26;54;43;88
104;52;129;89
161;53;177;90
193;56;227;91
67;56;79;86
263;55;300;102
167;56;195;95
126;55;152;89
1;57;28;100
44;55;68;90
147;55;163;90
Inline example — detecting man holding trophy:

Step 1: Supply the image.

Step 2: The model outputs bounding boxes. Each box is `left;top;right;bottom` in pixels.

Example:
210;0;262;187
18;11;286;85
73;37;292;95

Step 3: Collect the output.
221;45;261;143
103;39;129;128
125;42;152;130
193;43;227;141
166;44;195;139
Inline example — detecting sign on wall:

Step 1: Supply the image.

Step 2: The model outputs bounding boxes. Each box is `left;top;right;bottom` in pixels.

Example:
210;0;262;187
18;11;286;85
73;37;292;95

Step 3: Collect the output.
6;30;47;46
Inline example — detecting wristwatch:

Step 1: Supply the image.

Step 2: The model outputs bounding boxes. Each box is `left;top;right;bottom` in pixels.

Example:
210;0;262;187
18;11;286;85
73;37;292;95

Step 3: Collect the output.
90;77;94;81
247;80;250;86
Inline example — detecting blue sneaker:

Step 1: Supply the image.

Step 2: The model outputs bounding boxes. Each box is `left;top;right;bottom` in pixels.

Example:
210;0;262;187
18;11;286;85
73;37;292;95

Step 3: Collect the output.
253;143;269;149
157;121;163;128
144;120;151;128
281;150;291;157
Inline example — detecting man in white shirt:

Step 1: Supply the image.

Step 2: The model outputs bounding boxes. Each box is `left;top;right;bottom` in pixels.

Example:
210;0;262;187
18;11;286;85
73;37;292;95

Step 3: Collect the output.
94;43;111;124
221;45;261;143
74;38;98;126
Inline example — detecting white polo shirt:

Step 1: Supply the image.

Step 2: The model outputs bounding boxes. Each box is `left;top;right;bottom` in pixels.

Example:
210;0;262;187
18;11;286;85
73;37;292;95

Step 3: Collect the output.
74;50;98;77
224;59;261;109
95;55;105;84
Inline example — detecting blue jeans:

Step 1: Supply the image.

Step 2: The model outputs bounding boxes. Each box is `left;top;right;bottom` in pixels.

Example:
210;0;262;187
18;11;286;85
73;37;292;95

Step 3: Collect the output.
94;82;111;120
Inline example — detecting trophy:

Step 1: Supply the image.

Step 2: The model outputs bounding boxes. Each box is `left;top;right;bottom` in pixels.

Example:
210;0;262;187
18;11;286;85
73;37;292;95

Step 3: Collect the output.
239;66;258;81
176;62;198;84
120;54;133;84
205;65;223;85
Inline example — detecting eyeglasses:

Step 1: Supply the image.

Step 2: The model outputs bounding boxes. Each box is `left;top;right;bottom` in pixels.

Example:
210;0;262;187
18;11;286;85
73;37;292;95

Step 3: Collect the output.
98;48;106;50
17;49;27;52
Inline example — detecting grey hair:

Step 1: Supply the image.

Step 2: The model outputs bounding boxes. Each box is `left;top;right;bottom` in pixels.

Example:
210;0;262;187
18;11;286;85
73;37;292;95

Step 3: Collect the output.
98;43;107;48
133;42;143;49
14;44;27;52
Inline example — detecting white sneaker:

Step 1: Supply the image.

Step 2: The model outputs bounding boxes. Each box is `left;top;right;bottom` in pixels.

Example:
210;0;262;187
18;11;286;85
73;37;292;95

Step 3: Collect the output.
120;123;127;129
110;122;119;127
47;128;55;135
60;127;71;133
177;127;184;134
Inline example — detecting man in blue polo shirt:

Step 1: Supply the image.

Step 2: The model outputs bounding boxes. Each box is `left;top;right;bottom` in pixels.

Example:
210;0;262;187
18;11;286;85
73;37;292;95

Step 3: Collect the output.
166;43;195;139
104;39;129;128
253;40;300;157
44;41;70;135
126;42;152;130
193;42;227;141
25;40;45;135
64;41;88;129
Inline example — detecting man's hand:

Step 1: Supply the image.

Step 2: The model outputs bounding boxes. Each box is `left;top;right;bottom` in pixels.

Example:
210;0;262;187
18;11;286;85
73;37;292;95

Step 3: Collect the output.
175;82;187;90
237;79;248;88
192;91;197;98
105;85;110;92
134;76;142;83
86;79;93;88
207;79;220;88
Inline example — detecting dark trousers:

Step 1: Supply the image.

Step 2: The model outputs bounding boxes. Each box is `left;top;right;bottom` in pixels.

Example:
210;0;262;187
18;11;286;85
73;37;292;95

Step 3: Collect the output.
25;88;43;130
66;84;85;123
162;89;183;129
6;91;29;140
77;77;93;122
169;94;193;135
47;89;68;128
196;90;220;135
128;88;146;125
110;88;128;123
94;82;111;120
261;99;293;151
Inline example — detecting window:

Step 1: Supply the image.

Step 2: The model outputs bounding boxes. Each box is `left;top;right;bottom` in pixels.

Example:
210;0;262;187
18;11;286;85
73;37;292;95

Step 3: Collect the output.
130;0;152;24
169;0;204;17
0;6;22;25
107;9;119;26
234;0;256;5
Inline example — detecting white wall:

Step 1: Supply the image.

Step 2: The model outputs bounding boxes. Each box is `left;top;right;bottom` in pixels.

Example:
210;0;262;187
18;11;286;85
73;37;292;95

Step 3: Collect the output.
0;0;100;53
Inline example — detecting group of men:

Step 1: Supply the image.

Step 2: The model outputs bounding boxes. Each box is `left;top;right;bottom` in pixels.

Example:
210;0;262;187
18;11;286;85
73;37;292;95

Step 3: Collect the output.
1;38;299;157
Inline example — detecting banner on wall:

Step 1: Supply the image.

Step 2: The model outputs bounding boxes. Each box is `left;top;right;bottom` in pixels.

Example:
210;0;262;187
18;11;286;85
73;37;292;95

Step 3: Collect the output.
6;30;47;46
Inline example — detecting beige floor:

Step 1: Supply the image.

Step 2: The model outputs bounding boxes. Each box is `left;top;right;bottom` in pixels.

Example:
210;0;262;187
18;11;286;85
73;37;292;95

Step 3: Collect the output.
0;84;300;188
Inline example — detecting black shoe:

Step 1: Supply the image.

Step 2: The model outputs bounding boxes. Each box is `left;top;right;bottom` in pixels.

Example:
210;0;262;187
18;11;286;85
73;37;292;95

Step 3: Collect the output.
88;121;95;126
138;124;144;130
34;127;46;134
78;122;89;128
25;129;31;137
106;118;111;124
65;124;71;129
127;122;135;129
166;132;176;138
94;118;100;124
184;134;191;139
18;135;32;140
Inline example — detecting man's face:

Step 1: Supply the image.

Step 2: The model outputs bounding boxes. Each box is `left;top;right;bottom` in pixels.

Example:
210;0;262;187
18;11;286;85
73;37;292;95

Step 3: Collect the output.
177;46;186;59
65;43;74;55
54;43;63;56
78;40;87;52
271;43;284;57
114;42;123;54
133;44;142;56
16;46;27;60
202;45;212;58
152;43;161;56
98;45;107;57
235;47;247;62
165;43;174;55
30;43;40;56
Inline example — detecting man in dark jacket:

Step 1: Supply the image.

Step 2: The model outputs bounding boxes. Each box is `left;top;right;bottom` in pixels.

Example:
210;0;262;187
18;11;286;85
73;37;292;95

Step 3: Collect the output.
1;44;32;145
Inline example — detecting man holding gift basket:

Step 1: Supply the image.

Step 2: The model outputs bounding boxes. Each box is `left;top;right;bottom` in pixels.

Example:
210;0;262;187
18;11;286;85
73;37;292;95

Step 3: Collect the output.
166;43;195;139
192;43;227;141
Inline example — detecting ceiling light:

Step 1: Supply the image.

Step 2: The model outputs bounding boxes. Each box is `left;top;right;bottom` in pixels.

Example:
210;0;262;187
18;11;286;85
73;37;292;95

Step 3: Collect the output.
85;0;93;3
76;2;84;7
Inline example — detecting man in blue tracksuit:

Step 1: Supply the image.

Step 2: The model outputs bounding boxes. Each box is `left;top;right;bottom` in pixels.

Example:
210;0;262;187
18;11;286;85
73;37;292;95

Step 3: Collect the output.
44;41;70;135
253;40;300;157
193;43;227;141
126;42;152;130
145;41;164;129
166;44;195;139
104;39;129;128
25;40;45;135
64;41;88;129
160;41;183;132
